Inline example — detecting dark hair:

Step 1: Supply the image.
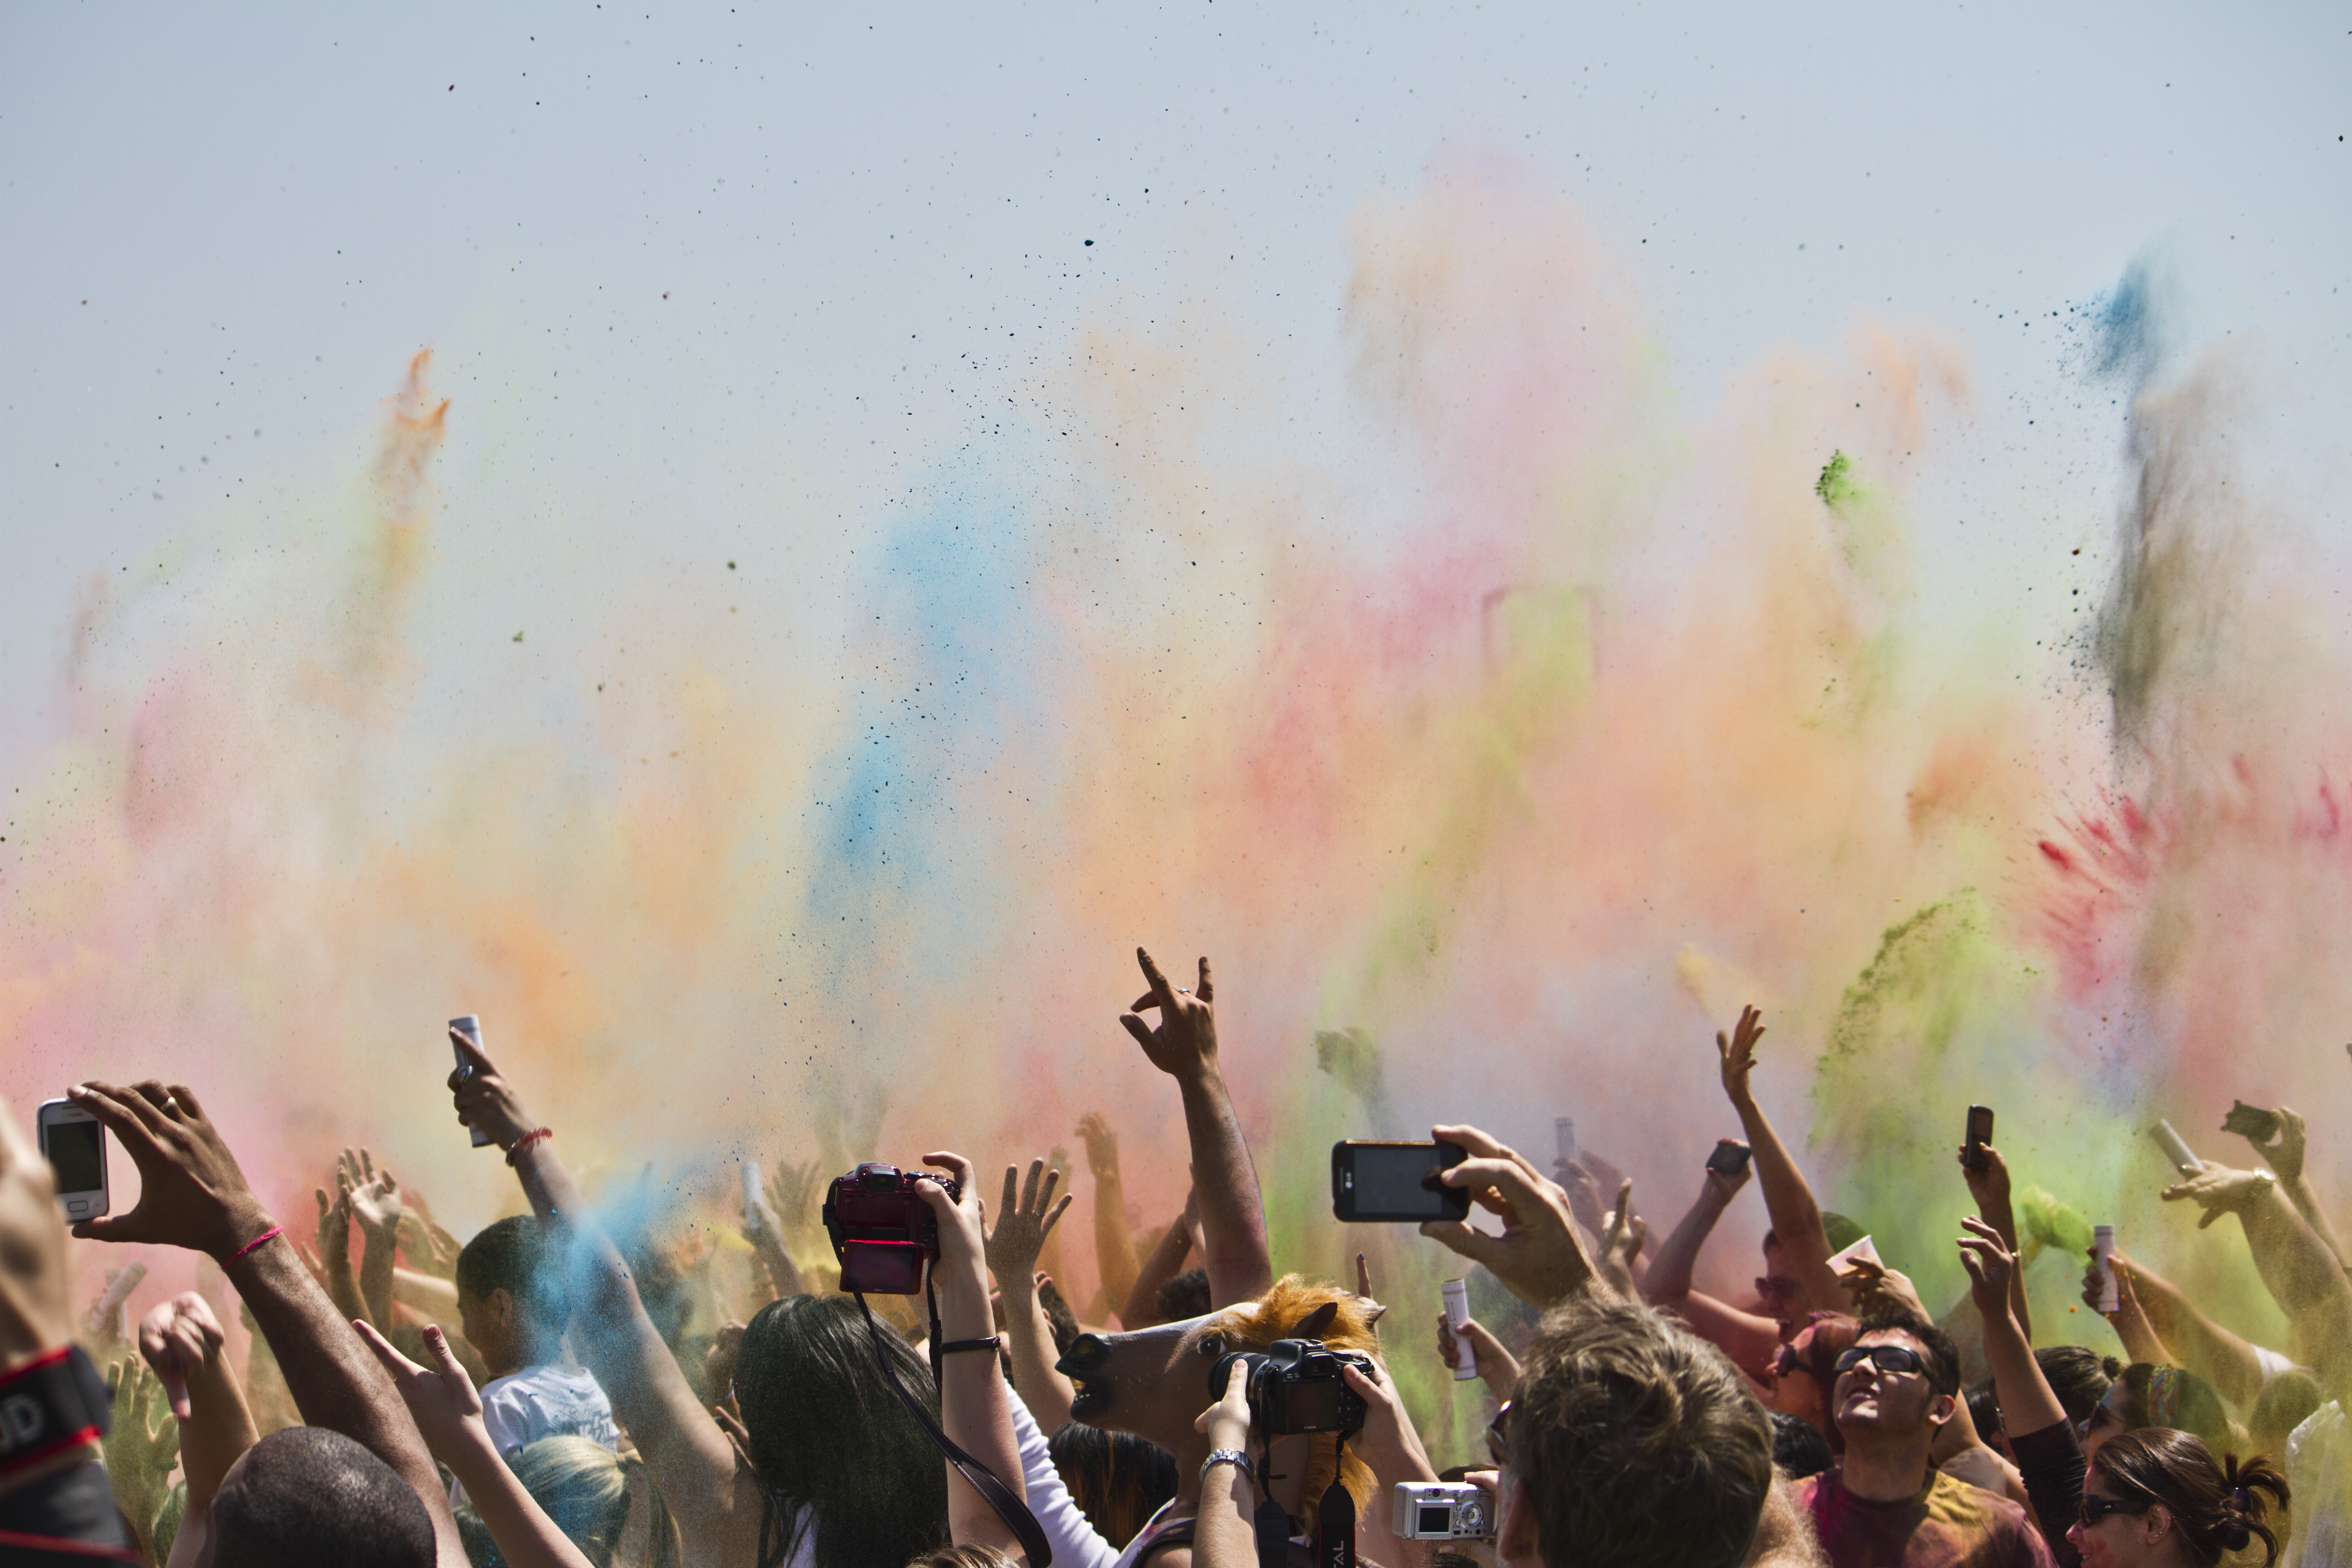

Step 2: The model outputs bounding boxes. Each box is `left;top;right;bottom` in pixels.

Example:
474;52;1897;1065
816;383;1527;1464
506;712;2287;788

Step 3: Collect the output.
1509;1298;1774;1568
1768;1411;1833;1480
209;1427;435;1568
2111;1364;2232;1451
1046;1422;1179;1547
456;1215;564;1326
1787;1313;1861;1456
2091;1428;2289;1567
1156;1267;1211;1324
1855;1311;1961;1397
734;1294;948;1568
2033;1345;2119;1428
1965;1380;2002;1441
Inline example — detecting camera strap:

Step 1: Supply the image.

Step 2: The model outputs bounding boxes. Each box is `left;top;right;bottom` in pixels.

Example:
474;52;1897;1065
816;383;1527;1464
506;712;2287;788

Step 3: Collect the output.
0;1346;110;1479
1314;1432;1355;1568
853;1290;1053;1568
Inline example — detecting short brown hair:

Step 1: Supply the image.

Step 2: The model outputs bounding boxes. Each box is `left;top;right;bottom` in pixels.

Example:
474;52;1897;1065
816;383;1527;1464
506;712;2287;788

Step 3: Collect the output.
1508;1298;1774;1568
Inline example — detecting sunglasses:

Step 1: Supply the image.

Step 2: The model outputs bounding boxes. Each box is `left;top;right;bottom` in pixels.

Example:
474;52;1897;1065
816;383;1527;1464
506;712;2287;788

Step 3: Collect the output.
1486;1401;1513;1467
2078;1493;2147;1529
1756;1275;1801;1301
1833;1345;1926;1379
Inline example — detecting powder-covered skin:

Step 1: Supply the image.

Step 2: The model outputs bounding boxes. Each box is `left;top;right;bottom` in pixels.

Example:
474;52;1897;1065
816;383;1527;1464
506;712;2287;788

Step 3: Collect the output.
4;181;2344;1458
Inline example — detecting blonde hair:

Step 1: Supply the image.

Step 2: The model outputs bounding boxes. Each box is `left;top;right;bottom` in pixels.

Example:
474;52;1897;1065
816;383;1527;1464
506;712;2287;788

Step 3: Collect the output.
507;1436;679;1568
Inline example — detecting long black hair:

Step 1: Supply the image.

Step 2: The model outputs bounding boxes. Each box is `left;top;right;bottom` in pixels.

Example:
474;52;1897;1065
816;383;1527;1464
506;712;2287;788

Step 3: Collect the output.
733;1295;949;1568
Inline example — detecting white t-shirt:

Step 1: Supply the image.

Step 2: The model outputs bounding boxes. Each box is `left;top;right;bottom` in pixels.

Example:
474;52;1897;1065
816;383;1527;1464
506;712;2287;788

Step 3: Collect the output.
1005;1386;1122;1568
479;1363;622;1456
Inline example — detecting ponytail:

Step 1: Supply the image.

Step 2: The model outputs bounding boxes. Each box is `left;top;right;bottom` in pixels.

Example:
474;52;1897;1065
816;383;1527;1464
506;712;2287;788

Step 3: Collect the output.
2092;1429;2292;1568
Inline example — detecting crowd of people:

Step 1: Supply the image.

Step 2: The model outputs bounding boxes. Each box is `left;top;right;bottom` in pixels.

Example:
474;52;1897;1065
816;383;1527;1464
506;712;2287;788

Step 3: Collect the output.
2;949;2347;1568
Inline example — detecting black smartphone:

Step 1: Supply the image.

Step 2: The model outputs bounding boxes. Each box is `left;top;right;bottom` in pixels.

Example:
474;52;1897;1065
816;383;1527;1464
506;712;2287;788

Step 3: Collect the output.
2222;1101;2283;1143
1963;1106;1994;1171
1704;1139;1753;1177
1331;1141;1470;1223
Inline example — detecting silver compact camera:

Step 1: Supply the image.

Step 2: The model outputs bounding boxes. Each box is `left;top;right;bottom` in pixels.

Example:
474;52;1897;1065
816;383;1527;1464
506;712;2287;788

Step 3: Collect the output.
1392;1481;1492;1540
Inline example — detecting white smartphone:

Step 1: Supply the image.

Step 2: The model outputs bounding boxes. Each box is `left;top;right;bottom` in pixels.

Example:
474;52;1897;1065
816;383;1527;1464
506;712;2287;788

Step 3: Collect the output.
37;1098;109;1220
451;1015;493;1147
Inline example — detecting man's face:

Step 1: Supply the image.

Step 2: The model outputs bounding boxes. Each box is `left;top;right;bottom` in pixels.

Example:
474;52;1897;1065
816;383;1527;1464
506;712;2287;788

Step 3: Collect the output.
1832;1330;1948;1442
455;1282;517;1372
1755;1240;1801;1315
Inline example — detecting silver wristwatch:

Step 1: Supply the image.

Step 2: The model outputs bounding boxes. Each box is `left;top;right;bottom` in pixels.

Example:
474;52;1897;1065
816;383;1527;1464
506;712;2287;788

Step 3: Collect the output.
1201;1448;1254;1488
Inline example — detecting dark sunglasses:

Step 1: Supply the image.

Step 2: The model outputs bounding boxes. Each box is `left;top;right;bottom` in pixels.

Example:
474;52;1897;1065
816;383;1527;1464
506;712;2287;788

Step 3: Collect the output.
1834;1345;1926;1379
2078;1493;2147;1529
1485;1401;1513;1466
1755;1275;1800;1301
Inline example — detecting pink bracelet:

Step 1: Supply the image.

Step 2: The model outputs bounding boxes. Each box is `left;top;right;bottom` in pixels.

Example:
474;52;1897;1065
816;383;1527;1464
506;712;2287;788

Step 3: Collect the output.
230;1224;283;1261
505;1127;553;1166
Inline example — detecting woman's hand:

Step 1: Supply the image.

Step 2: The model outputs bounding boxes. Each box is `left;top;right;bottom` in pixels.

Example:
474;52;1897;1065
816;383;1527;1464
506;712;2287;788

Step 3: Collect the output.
1436;1311;1524;1401
447;1027;538;1151
985;1157;1073;1293
1196;1355;1253;1454
1956;1216;2017;1323
1342;1357;1438;1483
2160;1164;2278;1228
916;1152;992;1336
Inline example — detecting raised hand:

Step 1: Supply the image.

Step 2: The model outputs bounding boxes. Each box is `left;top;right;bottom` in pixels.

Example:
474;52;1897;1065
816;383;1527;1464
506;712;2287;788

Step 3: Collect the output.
352;1318;485;1461
397;1209;463;1281
314;1183;353;1269
137;1291;228;1421
102;1355;180;1553
341;1148;402;1240
1075;1111;1120;1177
1839;1256;1929;1319
64;1082;272;1258
1435;1311;1523;1400
2244;1107;2308;1186
2161;1164;2278;1229
985;1158;1074;1287
770;1157;827;1250
1960;1141;2015;1214
1313;1027;1387;1104
446;1026;537;1150
1716;1005;1766;1106
1956;1215;2017;1321
1702;1144;1754;1206
1119;947;1219;1081
1419;1122;1600;1308
1597;1179;1649;1298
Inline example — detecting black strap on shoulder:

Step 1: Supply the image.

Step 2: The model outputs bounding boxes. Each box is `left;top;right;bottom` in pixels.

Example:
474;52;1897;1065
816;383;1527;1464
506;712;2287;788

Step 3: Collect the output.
856;1291;1053;1568
0;1347;111;1478
1253;1433;1289;1568
1313;1432;1355;1568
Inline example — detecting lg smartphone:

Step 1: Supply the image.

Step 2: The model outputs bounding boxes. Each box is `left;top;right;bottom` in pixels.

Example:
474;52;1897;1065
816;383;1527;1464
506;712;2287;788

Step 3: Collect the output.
1963;1106;1994;1172
1705;1139;1754;1177
36;1099;109;1221
451;1014;493;1147
1332;1141;1470;1223
2222;1101;2283;1144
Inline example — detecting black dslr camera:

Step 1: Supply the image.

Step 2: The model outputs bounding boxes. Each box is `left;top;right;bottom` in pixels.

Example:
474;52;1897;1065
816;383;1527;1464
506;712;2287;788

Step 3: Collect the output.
1207;1338;1374;1436
822;1162;960;1294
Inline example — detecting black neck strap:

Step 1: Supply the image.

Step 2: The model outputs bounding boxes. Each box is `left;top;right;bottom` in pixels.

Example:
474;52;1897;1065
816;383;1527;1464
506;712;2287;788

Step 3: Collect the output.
0;1347;110;1478
854;1290;1053;1568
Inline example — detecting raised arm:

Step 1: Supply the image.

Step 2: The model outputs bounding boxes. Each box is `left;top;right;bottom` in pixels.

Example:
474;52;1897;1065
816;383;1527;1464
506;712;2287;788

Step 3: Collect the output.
1074;1112;1140;1323
2092;1251;2251;1405
2160;1165;2352;1397
137;1292;259;1568
1118;949;1273;1306
1123;1192;1197;1328
1960;1142;2032;1343
344;1148;403;1334
1643;1147;1751;1307
920;1152;1029;1554
1958;1219;2082;1562
67;1079;469;1568
2240;1107;2347;1269
446;1030;751;1564
355;1321;595;1568
1419;1122;1603;1309
1715;1007;1846;1314
985;1159;1079;1432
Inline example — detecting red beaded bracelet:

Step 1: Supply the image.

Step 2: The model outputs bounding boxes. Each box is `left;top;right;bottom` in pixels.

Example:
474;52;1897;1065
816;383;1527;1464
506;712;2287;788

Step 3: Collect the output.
505;1127;553;1166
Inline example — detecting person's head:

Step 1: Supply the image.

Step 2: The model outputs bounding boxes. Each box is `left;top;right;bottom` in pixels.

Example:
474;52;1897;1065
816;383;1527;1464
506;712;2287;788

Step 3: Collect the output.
1965;1380;2004;1449
2085;1364;2230;1463
1046;1422;1179;1548
2068;1428;2288;1568
2036;1345;2121;1430
1768;1410;1833;1480
1495;1297;1773;1568
1830;1313;1960;1460
508;1436;678;1568
903;1548;1020;1568
734;1294;948;1568
1756;1231;1802;1317
2248;1370;2322;1465
201;1427;434;1568
1155;1266;1210;1325
1764;1313;1859;1450
455;1215;565;1377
